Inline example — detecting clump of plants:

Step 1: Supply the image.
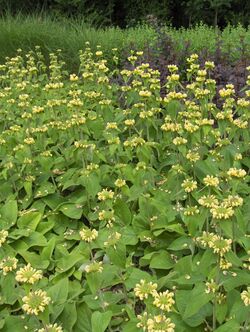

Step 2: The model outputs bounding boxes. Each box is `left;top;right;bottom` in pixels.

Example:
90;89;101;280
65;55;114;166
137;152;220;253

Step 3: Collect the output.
0;45;249;331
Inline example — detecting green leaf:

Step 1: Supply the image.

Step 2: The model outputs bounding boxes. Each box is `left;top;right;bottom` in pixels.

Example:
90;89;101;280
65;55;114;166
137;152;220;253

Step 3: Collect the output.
2;316;28;332
56;248;87;272
91;311;112;332
222;270;250;291
86;271;103;294
124;268;152;290
34;182;55;198
114;199;132;225
17;211;42;230
149;250;175;270
183;284;213;319
58;302;77;331
18;250;49;269
106;243;126;268
47;278;69;320
216;302;228;324
0;200;18;229
80;174;101;198
73;303;92;332
214;320;240;332
59;203;83;219
1;274;18;305
176;288;213;327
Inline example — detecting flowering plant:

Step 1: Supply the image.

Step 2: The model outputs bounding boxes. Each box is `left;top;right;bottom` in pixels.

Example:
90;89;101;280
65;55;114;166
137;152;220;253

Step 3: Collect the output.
0;46;249;331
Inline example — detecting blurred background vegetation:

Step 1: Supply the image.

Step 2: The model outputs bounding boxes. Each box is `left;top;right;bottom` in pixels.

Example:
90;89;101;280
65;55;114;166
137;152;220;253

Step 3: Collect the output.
0;0;249;28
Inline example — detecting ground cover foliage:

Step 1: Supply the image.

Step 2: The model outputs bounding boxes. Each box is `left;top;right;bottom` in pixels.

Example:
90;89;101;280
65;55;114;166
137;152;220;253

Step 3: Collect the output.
0;46;249;331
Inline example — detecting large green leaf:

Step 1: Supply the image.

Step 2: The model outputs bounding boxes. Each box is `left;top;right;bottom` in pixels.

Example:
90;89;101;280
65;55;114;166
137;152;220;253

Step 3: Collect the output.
91;311;112;332
17;211;42;230
214;320;240;332
73;303;92;332
0;200;18;229
48;278;69;320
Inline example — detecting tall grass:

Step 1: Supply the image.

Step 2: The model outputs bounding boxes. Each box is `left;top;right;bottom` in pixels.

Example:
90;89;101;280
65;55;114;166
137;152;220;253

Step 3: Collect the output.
0;14;249;72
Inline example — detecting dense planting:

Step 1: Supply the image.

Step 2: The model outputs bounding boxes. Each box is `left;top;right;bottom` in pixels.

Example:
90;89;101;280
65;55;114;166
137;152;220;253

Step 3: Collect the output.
1;15;250;75
0;46;249;332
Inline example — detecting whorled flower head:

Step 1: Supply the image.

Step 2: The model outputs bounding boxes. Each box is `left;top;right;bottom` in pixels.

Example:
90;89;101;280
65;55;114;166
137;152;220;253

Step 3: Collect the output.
38;323;63;332
227;168;246;178
84;261;103;273
198;195;219;208
22;290;51;315
184;205;199;216
219;257;232;270
186;150;200;162
210;205;234;219
114;178;126;188
79;227;98;243
203;175;220;187
15;263;43;284
181;179;197;193
241;287;250;306
0;230;8;247
195;231;217;248
147;315;175;332
205;279;218;294
97;188;114;201
153;290;175;312
0;257;18;275
222;195;243;208
134;279;158;300
209;235;232;256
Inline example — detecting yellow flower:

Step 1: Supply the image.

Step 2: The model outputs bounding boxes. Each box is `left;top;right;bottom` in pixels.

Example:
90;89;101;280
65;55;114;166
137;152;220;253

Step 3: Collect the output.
219;87;235;98
15;263;43;284
139;90;152;98
203;175;220;187
198;195;218;208
205;279;218;294
222;195;243;208
234;153;242;160
124;119;135;126
0;257;18;275
181;179;197;193
227;168;246;178
114;179;126;188
0;230;8;247
22;290;51;315
38;323;63;332
84;261;103;273
98;209;115;222
219;257;232;270
106;122;118;130
241;287;250;306
134;279;158;300
69;74;79;81
195;231;217;248
79;228;98;243
24;137;35;145
153;290;175;312
184;121;199;133
97;189;114;201
173;137;188;145
104;232;121;248
210;206;234;219
186;150;200;162
210;236;232;256
146;315;175;332
184;205;199;216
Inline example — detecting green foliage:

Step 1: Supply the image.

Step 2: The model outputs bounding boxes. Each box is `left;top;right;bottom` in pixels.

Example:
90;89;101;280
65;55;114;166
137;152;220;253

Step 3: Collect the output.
0;45;249;332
